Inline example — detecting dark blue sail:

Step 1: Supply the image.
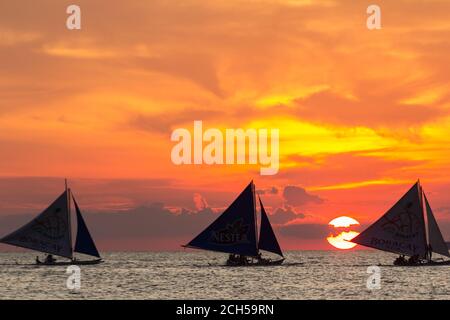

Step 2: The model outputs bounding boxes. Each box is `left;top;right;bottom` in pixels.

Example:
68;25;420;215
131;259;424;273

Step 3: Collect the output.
73;197;101;258
185;182;258;256
258;198;283;257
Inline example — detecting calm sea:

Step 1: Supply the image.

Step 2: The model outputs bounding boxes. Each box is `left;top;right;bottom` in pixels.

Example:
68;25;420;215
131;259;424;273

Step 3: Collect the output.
0;251;448;299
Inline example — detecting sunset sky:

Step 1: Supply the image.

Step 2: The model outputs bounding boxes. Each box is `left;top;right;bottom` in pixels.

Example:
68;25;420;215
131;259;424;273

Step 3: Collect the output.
0;0;449;251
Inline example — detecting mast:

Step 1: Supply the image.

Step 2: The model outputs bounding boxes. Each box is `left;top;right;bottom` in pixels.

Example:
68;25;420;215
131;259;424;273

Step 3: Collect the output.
66;179;74;260
251;180;258;253
417;179;429;257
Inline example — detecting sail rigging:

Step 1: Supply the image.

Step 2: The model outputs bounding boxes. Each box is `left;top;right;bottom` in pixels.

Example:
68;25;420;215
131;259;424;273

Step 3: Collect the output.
185;181;259;256
0;191;73;259
258;198;283;257
184;181;283;258
424;194;450;258
73;196;101;258
352;181;449;259
351;182;428;258
0;185;101;261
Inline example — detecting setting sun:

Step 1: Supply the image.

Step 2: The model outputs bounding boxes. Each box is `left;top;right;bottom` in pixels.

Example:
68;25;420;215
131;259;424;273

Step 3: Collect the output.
327;216;360;250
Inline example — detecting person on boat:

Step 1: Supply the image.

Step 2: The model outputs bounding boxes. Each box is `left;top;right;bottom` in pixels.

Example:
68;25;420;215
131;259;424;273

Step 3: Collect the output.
227;254;236;264
238;255;248;265
394;255;406;265
426;244;433;261
45;254;56;264
228;254;248;265
256;252;270;265
408;254;420;265
257;252;262;261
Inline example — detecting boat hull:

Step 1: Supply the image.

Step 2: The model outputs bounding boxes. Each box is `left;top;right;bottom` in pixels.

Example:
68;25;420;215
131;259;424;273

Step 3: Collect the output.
36;258;103;266
226;258;285;267
393;260;450;267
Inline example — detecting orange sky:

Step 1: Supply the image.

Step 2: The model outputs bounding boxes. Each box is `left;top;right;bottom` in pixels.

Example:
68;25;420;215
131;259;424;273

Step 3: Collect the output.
0;0;449;250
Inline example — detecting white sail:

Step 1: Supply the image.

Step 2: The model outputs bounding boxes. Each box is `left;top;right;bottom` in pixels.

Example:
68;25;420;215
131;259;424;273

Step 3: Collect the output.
0;191;73;259
424;195;450;258
352;182;427;257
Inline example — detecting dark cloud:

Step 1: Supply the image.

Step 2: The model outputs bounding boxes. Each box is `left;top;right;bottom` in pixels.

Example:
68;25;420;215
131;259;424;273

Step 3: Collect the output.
256;187;278;195
278;223;329;239
282;186;324;206
269;205;304;225
0;177;263;216
0;177;183;213
437;207;450;215
129;109;224;134
0;203;219;245
1;200;447;251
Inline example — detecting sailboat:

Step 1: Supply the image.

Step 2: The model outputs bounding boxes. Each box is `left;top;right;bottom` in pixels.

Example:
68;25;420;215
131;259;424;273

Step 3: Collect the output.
351;180;450;266
183;181;285;266
0;181;102;266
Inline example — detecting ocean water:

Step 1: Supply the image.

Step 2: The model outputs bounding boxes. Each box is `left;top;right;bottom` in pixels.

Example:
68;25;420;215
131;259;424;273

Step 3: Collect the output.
0;251;449;299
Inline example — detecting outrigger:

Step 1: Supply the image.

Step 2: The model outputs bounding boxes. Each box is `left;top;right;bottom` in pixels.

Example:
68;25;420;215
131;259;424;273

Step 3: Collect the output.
351;180;450;266
0;180;102;266
183;181;285;266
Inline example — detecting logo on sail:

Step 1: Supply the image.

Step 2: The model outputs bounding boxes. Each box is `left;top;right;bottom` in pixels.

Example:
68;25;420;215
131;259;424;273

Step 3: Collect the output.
31;207;68;240
380;201;421;239
210;219;250;245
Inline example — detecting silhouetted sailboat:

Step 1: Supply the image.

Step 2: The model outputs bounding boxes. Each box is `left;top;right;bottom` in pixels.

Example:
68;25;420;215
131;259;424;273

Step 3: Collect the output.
0;181;102;266
183;181;284;266
351;180;450;266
